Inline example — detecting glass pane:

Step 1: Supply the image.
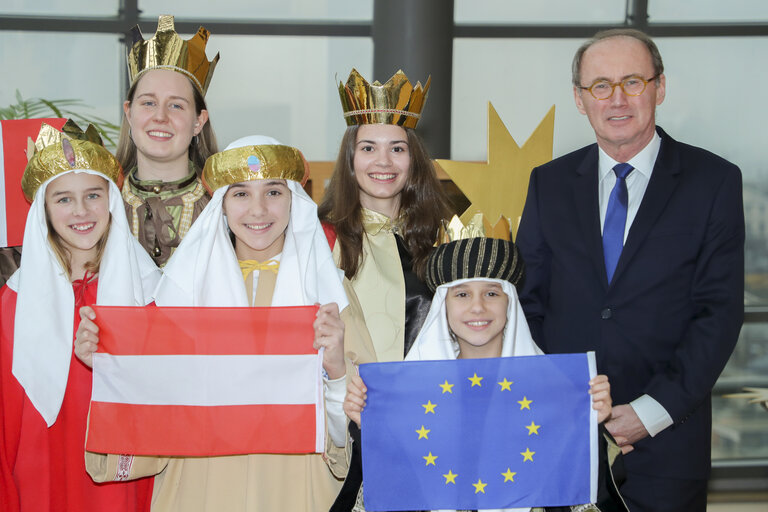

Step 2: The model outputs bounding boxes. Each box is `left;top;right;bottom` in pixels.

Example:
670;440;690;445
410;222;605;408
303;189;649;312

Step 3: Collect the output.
713;323;768;460
650;0;768;23
2;0;117;16
455;0;625;24
203;35;372;160
653;37;768;307
453;36;768;304
452;38;590;160
140;0;372;21
0;31;122;146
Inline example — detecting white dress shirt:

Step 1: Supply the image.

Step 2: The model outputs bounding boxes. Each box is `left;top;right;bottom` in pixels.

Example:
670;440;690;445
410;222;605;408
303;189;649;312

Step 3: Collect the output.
597;132;674;437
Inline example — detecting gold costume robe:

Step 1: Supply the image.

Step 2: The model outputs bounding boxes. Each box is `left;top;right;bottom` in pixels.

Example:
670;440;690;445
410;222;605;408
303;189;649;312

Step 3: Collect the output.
333;208;405;362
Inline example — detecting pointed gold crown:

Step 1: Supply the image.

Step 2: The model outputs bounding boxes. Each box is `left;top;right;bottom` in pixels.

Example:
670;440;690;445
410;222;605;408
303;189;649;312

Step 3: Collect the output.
202;144;310;194
22;120;123;202
127;15;220;96
437;213;512;244
339;69;430;129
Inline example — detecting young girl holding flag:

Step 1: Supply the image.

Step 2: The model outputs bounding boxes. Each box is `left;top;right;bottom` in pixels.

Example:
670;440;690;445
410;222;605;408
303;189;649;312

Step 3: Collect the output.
344;222;622;512
0;121;159;511
76;136;375;512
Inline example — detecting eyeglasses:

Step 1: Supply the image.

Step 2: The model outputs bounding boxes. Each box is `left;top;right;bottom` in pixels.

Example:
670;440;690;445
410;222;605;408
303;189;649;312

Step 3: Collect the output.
579;74;660;100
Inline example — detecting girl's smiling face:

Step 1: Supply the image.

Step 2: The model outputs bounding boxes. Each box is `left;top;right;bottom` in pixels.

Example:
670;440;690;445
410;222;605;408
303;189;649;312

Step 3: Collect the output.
352;124;410;218
45;172;111;266
124;69;208;172
223;180;292;261
445;280;509;359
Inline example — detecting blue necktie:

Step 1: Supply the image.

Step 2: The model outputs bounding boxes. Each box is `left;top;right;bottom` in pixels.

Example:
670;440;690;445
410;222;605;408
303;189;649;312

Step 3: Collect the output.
603;163;634;283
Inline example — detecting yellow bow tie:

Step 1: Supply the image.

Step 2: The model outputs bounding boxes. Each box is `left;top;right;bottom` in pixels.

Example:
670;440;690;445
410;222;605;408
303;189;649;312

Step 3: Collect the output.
239;259;280;280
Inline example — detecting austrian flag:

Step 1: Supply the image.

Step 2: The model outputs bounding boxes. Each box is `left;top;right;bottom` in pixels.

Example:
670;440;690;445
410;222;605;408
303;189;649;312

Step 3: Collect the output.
86;305;325;457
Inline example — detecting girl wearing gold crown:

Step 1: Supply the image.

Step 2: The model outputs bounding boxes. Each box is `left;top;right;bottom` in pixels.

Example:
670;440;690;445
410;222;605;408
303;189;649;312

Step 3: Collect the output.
320;68;451;511
116;15;220;267
344;233;624;512
0;122;160;511
320;69;449;363
77;136;376;512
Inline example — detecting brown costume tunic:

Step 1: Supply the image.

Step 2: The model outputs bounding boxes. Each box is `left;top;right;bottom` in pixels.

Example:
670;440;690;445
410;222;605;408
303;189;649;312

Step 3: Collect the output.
122;165;209;266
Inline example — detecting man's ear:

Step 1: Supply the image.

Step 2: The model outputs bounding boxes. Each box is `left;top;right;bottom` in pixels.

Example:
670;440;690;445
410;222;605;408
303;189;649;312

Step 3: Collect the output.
655;74;666;107
573;87;587;115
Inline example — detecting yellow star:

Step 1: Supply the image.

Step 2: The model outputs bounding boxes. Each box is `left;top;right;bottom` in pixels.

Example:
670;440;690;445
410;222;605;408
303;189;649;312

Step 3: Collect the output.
501;468;517;482
468;373;483;387
472;478;488;494
521;448;535;462
435;103;555;240
423;452;438;466
422;400;437;414
415;425;431;440
518;396;532;410
498;378;513;391
526;421;540;435
443;470;458;484
439;380;454;394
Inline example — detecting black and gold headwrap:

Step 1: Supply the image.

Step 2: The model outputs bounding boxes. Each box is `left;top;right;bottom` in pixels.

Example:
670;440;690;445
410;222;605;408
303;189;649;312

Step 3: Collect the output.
425;236;524;292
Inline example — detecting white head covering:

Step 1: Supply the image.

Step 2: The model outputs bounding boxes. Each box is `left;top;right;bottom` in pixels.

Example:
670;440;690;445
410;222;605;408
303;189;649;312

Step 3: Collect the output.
154;136;349;310
405;277;542;361
8;169;161;426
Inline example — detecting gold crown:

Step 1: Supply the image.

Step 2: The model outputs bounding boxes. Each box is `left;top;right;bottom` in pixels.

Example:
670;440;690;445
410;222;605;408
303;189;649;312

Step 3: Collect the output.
22;120;123;202
127;15;220;96
437;213;512;244
339;69;430;129
202;144;310;194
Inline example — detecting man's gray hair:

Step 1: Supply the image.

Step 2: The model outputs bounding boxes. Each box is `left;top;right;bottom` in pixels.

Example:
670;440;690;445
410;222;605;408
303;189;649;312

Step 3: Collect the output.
572;28;664;87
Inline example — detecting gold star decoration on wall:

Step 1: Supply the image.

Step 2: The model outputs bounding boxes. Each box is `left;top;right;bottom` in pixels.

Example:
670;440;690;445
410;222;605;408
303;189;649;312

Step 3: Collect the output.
436;102;555;240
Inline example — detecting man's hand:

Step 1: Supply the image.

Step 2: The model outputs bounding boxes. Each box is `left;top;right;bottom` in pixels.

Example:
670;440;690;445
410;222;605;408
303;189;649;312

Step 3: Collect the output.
604;404;648;454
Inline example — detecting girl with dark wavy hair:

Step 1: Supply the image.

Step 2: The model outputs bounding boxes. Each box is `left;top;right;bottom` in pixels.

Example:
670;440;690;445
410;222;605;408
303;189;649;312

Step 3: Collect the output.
319;69;450;511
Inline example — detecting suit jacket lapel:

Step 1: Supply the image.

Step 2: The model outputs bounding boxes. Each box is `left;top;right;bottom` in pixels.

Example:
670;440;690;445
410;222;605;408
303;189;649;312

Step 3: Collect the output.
573;145;609;289
612;129;681;282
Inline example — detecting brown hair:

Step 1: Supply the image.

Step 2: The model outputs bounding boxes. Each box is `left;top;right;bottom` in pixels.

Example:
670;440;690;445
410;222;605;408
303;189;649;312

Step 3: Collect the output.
572;28;664;87
45;209;111;280
318;125;450;280
115;75;218;174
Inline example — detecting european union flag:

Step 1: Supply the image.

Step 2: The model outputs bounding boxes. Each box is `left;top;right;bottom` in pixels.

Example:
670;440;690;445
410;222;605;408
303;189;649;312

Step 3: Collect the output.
360;353;597;511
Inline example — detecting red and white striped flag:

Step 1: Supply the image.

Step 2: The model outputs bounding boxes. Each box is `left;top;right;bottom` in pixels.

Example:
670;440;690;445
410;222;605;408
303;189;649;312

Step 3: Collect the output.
0;118;66;246
86;305;325;456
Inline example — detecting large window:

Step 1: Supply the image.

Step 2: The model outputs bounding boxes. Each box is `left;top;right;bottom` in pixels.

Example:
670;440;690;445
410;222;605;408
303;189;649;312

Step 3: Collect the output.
0;31;121;126
199;34;371;158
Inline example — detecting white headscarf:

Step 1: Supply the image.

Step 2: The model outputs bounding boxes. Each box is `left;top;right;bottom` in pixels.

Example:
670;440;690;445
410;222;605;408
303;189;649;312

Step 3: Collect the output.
8;169;161;426
405;277;542;361
154;136;349;310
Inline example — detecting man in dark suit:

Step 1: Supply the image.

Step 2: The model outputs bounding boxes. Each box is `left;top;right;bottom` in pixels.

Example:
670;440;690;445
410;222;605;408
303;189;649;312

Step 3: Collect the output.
516;29;744;511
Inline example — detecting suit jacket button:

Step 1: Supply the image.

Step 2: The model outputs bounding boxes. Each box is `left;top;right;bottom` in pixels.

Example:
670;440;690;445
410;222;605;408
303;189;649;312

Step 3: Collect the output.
601;308;612;319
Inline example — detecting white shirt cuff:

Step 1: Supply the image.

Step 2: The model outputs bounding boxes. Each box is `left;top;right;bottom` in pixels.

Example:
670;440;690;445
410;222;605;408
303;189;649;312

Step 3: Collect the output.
630;394;673;437
324;375;347;448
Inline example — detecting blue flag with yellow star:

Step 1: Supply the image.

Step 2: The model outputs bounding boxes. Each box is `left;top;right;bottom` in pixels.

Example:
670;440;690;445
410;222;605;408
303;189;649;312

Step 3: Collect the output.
360;353;597;511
